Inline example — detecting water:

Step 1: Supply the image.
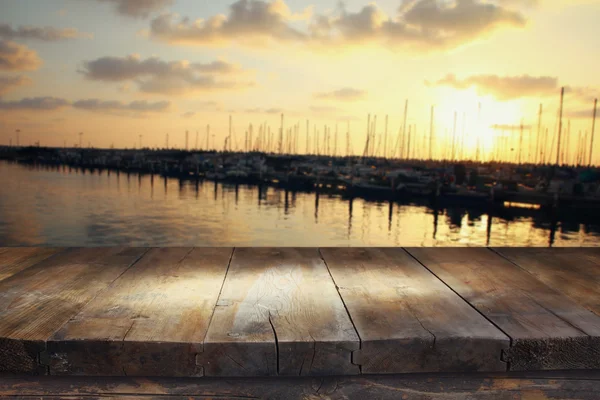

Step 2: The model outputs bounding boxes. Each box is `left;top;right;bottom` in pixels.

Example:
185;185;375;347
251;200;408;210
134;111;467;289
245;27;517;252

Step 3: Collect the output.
1;161;599;247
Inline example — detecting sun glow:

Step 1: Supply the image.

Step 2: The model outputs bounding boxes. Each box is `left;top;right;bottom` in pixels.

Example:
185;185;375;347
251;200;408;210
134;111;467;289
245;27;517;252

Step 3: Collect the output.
432;88;527;160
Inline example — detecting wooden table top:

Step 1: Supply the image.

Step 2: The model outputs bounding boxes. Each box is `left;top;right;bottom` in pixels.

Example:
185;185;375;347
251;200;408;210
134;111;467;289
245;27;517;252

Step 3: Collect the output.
0;247;599;377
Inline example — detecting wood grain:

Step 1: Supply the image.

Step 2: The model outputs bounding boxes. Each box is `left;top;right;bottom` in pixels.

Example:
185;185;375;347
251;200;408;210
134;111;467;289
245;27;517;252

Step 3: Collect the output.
0;247;147;374
321;248;509;374
494;248;600;317
407;247;600;371
48;247;232;377
201;248;360;377
0;248;62;283
1;372;599;400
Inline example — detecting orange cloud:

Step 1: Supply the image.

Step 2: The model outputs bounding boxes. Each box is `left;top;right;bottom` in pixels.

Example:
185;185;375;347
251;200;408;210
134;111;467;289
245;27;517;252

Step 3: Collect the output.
429;73;558;100
0;24;92;41
93;0;174;18
80;54;253;95
0;40;42;71
149;0;528;52
0;74;31;94
314;87;367;102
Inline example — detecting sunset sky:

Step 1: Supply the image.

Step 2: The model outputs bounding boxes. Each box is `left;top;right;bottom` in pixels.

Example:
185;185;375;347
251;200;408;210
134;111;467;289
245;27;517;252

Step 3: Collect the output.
0;0;599;162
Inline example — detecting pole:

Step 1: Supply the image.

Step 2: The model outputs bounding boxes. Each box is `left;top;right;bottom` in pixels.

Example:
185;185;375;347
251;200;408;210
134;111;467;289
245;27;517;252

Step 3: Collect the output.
429;106;434;161
476;102;481;162
279;113;284;154
384;115;388;159
518;119;524;164
402;100;408;159
534;103;543;163
589;98;598;166
556;87;564;165
228;115;232;152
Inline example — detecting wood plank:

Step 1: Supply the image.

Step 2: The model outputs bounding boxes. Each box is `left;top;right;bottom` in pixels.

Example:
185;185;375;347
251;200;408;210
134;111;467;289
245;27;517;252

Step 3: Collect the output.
0;248;63;283
0;247;147;375
1;372;599;399
320;248;509;374
200;247;360;377
48;247;232;377
494;248;600;317
407;247;600;371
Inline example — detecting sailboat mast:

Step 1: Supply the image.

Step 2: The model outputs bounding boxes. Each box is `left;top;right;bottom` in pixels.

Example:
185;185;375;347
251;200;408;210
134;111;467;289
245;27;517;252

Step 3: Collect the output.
384;115;388;159
429;105;435;161
589;98;598;166
556;87;565;165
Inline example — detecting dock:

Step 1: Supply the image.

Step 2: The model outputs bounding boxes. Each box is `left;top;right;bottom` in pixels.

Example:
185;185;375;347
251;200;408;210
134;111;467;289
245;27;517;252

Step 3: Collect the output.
1;247;600;398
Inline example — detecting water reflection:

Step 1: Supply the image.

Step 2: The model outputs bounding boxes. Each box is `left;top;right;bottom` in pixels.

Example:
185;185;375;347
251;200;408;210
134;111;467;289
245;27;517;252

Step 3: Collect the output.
1;161;600;247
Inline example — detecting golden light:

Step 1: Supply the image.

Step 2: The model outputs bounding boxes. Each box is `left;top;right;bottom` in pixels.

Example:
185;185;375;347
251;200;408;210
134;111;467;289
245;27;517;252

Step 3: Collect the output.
433;88;527;160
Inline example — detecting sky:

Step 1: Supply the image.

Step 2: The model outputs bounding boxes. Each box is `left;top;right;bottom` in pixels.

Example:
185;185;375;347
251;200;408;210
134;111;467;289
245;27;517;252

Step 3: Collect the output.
0;0;599;163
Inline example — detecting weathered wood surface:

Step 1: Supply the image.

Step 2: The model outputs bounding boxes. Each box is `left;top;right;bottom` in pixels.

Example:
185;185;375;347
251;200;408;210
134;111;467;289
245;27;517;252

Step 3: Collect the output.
2;247;600;379
494;247;600;316
0;248;62;283
1;372;599;399
200;248;360;377
0;248;147;374
321;248;509;374
407;247;600;371
48;248;232;377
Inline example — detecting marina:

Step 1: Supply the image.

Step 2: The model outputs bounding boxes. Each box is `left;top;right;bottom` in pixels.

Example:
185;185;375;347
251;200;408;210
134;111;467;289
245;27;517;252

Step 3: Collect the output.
1;160;600;247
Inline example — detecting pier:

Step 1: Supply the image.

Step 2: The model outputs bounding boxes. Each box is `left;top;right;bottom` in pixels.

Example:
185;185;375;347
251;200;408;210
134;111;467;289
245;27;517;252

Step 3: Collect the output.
1;247;599;398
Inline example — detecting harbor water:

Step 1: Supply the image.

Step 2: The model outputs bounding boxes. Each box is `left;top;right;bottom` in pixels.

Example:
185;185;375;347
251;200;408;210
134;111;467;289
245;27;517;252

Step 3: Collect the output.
1;161;599;247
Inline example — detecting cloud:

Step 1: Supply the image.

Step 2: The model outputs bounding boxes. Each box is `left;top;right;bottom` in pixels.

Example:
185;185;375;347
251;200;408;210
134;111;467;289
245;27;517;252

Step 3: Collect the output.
429;73;600;103
0;75;32;94
491;123;533;131
0;24;92;41
314;87;366;102
181;111;196;118
310;105;343;115
93;0;175;18
564;86;600;104
150;0;309;46
0;96;70;110
0;96;171;116
149;0;527;52
80;54;252;95
244;107;284;114
0;40;42;71
429;73;558;100
566;106;598;120
72;99;171;112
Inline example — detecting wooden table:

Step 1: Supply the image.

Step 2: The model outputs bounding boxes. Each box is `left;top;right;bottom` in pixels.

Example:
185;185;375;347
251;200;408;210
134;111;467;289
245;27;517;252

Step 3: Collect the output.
1;247;599;399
